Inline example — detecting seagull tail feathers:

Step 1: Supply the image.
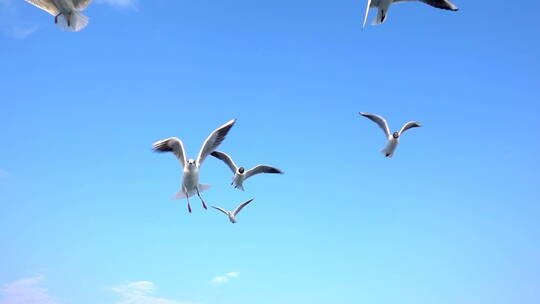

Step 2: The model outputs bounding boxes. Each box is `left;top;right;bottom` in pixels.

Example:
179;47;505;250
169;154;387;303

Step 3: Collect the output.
380;149;392;158
198;184;212;193
372;8;386;25
172;190;188;200
57;11;89;32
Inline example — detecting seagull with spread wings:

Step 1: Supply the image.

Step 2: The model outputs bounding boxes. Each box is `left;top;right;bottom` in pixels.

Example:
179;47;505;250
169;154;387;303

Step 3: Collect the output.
210;151;283;191
212;199;254;224
362;0;459;28
152;119;236;213
359;112;421;158
25;0;93;31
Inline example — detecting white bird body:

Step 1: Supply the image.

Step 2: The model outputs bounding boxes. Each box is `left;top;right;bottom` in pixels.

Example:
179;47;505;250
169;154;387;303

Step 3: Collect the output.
212;199;254;224
232;173;246;191
52;0;73;12
153;119;236;213
359;112;421;158
25;0;92;31
227;212;237;224
362;0;459;28
373;0;393;25
382;136;399;158
210;151;283;191
180;162;200;197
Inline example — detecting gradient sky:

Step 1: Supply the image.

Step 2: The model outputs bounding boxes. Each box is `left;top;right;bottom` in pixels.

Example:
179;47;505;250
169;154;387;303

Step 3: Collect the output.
1;0;539;303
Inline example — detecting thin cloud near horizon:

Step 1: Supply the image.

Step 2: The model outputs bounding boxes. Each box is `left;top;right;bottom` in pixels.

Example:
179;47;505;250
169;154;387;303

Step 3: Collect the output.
0;277;196;304
0;275;59;304
210;272;240;285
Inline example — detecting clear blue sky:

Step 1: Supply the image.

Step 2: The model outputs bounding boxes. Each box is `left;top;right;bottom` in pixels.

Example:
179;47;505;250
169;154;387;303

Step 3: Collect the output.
1;1;539;303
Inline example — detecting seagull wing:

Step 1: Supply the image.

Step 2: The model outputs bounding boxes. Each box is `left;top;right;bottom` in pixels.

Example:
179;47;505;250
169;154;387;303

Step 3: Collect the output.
196;119;236;166
419;0;459;10
398;121;422;135
233;199;254;216
393;0;459;10
362;0;372;29
25;0;59;15
360;112;391;139
152;137;187;168
211;206;229;215
245;165;283;180
72;0;93;10
210;151;238;173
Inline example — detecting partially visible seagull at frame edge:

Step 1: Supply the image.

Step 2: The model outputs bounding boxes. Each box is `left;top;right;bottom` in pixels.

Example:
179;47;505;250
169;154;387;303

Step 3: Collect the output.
212;199;255;224
362;0;459;29
25;0;93;31
152;119;237;213
210;151;283;191
359;112;421;158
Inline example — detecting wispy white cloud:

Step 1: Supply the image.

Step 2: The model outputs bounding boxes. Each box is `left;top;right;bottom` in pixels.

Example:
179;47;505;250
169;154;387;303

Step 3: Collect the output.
112;281;195;304
210;272;239;286
0;275;60;304
97;0;137;9
0;0;39;39
1;277;197;304
5;25;38;39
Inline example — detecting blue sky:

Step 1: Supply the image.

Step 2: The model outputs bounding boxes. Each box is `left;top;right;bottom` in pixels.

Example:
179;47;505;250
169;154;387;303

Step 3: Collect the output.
1;0;539;303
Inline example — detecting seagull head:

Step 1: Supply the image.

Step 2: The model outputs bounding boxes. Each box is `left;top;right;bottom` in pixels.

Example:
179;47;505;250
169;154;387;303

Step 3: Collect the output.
187;159;196;167
392;132;399;139
238;167;245;174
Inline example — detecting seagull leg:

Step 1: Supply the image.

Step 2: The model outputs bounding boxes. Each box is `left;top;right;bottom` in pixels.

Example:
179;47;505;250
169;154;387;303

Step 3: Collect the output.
196;187;207;210
67;12;72;27
186;194;192;213
54;13;61;24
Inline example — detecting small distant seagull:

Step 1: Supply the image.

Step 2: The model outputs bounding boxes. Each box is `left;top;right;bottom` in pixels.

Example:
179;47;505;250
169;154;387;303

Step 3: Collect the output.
153;119;236;213
362;0;459;28
359;112;421;158
212;199;254;224
210;151;283;191
25;0;92;31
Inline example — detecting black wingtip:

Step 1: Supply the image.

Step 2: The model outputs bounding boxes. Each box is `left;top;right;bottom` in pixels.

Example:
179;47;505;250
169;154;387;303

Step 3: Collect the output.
274;169;284;174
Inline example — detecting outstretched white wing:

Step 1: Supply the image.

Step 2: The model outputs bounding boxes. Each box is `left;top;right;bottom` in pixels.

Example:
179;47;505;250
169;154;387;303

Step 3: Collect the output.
73;0;93;10
211;206;229;215
210;151;238;173
245;165;283;180
398;121;421;135
393;0;458;11
152;137;187;167
362;0;372;29
360;112;391;139
25;0;59;15
197;119;236;166
233;199;254;216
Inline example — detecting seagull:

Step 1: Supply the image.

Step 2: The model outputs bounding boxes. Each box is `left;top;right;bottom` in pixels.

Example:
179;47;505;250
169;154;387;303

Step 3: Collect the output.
152;119;236;213
210;151;283;191
212;199;254;224
359;112;421;158
25;0;92;31
362;0;459;28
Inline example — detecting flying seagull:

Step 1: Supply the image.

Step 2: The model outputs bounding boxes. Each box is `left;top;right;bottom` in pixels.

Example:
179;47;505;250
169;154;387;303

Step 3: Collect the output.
362;0;459;28
212;199;254;224
25;0;92;31
152;119;236;213
210;151;283;191
359;112;421;158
